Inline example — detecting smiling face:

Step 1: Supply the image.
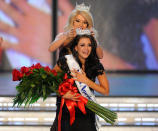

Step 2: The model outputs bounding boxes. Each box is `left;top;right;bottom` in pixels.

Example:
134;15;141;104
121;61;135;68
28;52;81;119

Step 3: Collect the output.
75;37;92;61
73;14;88;29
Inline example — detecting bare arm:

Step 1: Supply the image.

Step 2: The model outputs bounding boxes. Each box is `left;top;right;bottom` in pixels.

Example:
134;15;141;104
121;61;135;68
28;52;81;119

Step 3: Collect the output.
48;33;67;52
96;45;103;59
85;72;109;95
72;70;109;95
48;29;76;52
91;30;103;59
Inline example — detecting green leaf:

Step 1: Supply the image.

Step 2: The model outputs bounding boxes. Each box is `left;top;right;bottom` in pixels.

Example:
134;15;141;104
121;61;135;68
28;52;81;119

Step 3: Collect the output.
48;82;57;93
42;85;46;98
29;95;40;104
41;74;47;79
20;92;26;100
31;83;35;88
24;89;33;107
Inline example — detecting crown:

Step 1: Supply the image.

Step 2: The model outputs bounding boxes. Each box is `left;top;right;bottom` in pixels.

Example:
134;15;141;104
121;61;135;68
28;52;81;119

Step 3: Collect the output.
75;3;90;12
76;28;91;35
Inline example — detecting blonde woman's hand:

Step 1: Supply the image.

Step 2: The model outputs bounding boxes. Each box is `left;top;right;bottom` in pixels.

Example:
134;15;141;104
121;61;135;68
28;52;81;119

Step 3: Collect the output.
66;28;76;39
90;30;95;37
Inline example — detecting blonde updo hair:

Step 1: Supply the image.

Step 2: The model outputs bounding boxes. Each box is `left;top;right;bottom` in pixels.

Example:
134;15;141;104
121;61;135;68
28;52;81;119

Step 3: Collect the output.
64;9;94;31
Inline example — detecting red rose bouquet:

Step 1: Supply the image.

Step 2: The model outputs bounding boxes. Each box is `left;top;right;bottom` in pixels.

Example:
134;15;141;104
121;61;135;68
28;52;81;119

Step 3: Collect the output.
12;63;64;107
12;63;117;128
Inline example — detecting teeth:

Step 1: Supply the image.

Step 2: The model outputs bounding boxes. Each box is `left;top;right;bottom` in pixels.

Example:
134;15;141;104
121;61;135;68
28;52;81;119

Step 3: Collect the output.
83;52;88;55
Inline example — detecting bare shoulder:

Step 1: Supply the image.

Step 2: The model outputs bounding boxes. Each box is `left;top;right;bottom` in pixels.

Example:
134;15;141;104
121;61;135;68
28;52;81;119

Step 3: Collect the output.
53;64;62;72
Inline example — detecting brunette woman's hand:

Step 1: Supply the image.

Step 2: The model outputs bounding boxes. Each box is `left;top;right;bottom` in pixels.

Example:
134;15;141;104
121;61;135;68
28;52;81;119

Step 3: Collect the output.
62;90;80;101
71;69;88;84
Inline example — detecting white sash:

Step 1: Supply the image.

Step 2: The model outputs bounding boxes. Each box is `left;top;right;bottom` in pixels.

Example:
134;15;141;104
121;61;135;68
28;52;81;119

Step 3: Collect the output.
65;54;100;130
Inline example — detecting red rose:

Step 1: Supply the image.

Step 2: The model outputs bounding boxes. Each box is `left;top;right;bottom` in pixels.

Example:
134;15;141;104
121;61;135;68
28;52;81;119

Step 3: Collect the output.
21;66;33;76
12;69;23;81
30;64;35;70
21;66;30;74
29;66;34;72
51;69;57;76
34;63;42;69
26;71;33;76
44;66;51;72
19;73;23;78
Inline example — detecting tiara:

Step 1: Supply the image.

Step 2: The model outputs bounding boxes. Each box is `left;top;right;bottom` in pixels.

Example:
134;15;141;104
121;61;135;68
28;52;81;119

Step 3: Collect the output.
75;3;90;12
76;28;91;35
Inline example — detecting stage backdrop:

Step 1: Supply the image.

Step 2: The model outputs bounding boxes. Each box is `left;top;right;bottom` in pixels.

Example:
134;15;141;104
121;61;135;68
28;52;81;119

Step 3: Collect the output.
0;0;52;70
57;0;158;70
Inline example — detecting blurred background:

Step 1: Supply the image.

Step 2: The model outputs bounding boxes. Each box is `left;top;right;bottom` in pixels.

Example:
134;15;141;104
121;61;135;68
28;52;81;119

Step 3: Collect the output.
0;0;52;70
0;0;158;131
1;0;158;71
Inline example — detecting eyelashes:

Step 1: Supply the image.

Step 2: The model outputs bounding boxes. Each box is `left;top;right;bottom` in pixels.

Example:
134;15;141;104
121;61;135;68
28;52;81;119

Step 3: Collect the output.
75;19;80;22
75;19;88;25
80;43;92;47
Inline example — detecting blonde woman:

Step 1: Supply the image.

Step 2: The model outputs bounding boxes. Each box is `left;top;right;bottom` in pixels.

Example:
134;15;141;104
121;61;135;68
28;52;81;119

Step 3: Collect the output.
49;3;103;59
